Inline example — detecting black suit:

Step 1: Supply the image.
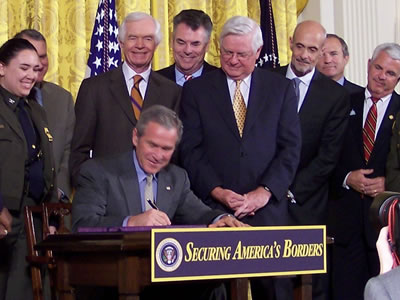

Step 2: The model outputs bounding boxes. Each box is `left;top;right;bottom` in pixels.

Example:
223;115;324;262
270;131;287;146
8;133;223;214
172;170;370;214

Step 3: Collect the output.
70;65;181;185
157;61;218;83
276;66;350;225
179;67;301;300
328;90;400;300
343;77;364;95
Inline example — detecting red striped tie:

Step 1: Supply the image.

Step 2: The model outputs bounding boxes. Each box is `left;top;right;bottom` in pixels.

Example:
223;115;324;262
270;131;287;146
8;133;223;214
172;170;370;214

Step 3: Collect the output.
363;97;379;162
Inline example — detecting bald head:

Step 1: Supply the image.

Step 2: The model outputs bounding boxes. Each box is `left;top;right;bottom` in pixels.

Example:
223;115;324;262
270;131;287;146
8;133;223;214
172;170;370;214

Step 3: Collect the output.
290;20;326;76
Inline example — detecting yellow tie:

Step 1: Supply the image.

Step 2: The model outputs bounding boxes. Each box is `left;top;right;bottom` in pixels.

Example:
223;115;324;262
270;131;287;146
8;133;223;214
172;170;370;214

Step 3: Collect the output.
131;75;143;120
233;80;247;137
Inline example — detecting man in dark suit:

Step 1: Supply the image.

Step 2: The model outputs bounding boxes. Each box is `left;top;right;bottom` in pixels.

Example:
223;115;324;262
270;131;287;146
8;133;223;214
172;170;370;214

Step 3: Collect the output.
15;29;75;201
329;43;400;300
72;105;243;300
275;20;350;300
70;12;181;186
179;16;301;300
317;33;363;94
72;105;243;230
157;9;217;85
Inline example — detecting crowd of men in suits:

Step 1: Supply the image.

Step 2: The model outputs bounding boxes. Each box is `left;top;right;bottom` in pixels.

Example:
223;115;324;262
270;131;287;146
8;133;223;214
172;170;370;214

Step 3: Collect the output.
2;7;400;300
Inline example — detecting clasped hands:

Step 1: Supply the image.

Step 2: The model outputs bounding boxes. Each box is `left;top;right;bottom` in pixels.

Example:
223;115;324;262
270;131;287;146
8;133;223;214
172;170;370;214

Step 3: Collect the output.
346;169;385;198
211;186;271;219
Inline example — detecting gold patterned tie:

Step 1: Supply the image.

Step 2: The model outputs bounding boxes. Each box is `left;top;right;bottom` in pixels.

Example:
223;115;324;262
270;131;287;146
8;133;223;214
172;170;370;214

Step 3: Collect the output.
233;80;247;137
131;75;143;120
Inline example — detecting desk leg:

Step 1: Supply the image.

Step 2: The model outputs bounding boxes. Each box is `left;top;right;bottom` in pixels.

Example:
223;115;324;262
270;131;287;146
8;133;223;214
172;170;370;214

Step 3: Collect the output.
294;275;312;300
56;259;75;300
230;278;248;300
118;256;148;300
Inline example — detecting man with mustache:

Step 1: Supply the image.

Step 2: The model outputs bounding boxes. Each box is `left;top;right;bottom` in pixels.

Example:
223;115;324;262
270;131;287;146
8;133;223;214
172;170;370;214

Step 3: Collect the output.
329;43;400;300
157;9;217;85
275;20;350;299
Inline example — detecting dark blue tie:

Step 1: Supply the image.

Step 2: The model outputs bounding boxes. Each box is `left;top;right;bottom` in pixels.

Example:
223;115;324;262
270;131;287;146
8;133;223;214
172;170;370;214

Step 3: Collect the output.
17;100;44;201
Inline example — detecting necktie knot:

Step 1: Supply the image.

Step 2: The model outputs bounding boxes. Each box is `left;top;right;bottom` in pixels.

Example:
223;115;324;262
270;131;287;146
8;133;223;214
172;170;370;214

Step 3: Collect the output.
133;75;143;87
184;74;193;81
371;97;380;104
235;80;242;88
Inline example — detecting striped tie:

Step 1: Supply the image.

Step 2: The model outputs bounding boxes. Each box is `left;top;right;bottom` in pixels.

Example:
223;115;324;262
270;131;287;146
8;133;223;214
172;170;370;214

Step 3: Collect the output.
233;80;247;137
363;97;379;162
184;74;193;81
131;75;143;120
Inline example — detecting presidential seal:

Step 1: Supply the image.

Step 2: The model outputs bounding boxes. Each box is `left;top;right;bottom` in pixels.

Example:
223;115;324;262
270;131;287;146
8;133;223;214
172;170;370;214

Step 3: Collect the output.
155;238;183;272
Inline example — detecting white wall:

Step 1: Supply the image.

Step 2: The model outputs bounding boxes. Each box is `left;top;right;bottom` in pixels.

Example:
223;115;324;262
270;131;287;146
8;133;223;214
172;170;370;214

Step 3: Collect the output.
298;0;400;89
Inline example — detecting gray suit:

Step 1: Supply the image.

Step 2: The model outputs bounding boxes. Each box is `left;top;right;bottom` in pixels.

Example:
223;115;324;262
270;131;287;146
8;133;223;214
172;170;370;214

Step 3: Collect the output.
72;151;221;231
364;267;400;300
38;81;75;198
70;65;181;186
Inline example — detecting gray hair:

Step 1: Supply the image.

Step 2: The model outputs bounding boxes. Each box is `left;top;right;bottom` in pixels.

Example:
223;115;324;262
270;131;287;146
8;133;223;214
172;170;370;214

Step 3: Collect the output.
326;33;349;57
371;43;400;61
136;105;183;144
14;29;46;43
118;12;161;45
219;16;263;53
173;9;213;42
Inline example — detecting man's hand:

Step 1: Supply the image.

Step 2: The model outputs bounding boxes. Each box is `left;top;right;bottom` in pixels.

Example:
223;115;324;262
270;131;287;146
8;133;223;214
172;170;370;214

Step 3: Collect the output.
346;169;374;193
209;215;249;228
346;169;384;197
0;207;12;239
364;177;385;198
211;187;245;211
234;187;271;219
127;209;171;226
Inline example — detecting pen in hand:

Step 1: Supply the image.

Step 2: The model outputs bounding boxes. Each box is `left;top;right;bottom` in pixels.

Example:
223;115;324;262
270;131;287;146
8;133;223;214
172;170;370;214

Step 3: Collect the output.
147;199;159;210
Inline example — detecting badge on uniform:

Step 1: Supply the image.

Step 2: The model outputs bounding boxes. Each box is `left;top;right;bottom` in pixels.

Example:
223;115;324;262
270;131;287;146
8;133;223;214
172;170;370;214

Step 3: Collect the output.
44;127;53;142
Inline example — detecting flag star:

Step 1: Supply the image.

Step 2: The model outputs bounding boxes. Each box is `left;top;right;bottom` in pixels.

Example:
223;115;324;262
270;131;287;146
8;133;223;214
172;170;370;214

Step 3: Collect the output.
109;23;114;34
113;27;119;38
263;53;269;62
96;12;101;23
95;40;103;52
96;24;104;36
110;8;113;20
100;9;104;19
108;56;115;68
93;57;102;69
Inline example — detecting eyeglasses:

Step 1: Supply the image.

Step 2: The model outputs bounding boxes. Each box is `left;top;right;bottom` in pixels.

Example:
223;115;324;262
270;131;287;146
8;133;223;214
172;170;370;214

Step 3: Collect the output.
221;47;253;60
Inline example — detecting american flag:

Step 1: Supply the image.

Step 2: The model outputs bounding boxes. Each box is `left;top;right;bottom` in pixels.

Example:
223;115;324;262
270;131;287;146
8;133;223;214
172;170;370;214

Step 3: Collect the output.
85;0;121;77
257;0;279;69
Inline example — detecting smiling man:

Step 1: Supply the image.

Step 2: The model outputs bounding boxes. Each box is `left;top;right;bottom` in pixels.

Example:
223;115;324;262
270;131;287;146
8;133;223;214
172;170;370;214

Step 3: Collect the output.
317;33;363;94
329;43;400;300
72;105;244;229
274;20;350;300
70;12;181;186
157;9;217;86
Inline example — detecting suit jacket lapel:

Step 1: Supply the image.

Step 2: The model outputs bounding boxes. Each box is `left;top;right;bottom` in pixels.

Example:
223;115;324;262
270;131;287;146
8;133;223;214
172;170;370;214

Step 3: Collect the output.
211;70;242;140
370;92;400;162
156;168;175;219
351;92;366;160
243;68;265;136
110;66;136;125
118;155;142;215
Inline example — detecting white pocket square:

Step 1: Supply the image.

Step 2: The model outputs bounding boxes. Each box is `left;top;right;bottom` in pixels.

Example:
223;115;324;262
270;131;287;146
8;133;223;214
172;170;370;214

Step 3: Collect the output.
350;109;356;116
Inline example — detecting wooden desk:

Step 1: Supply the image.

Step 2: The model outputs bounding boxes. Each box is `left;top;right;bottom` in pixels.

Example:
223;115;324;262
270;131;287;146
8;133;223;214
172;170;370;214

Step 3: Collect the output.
37;232;249;300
